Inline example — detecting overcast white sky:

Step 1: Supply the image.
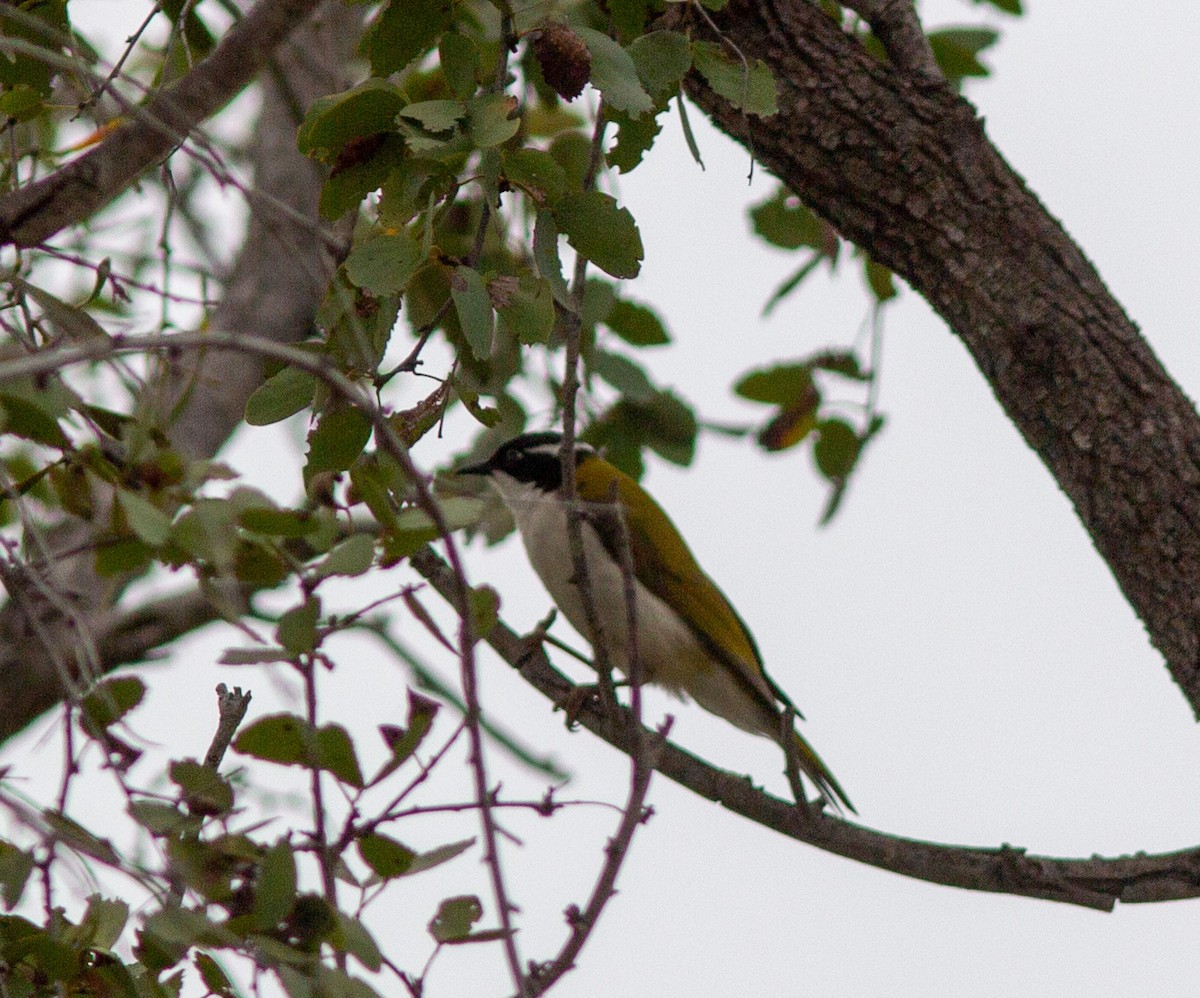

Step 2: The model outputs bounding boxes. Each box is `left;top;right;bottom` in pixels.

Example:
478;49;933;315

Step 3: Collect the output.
9;2;1200;996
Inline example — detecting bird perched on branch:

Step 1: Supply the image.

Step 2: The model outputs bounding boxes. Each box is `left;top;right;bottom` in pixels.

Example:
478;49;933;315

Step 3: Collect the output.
460;431;853;814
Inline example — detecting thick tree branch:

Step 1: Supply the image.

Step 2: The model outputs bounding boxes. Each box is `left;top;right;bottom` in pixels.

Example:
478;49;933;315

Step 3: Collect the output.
681;0;1200;717
412;547;1200;910
0;0;325;248
839;0;941;78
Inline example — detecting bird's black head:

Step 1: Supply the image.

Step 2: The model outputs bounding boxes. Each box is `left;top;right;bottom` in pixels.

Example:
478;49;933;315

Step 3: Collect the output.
459;432;593;493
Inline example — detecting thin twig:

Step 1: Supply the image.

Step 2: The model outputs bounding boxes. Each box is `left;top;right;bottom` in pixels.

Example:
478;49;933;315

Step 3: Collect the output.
203;683;252;769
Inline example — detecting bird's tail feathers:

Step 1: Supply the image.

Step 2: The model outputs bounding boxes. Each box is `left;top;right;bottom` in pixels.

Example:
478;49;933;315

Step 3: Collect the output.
790;729;855;815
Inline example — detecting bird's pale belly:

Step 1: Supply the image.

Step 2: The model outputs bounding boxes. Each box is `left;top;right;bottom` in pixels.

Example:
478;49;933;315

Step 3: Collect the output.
514;499;773;737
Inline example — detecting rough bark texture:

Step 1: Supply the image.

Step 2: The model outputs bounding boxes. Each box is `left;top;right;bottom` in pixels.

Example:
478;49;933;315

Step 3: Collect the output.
682;0;1200;715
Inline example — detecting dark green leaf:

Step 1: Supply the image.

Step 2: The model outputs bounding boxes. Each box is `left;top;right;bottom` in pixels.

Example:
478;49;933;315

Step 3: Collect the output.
592;351;656;401
734;364;813;405
468;585;500;640
555;191;643;279
691;40;777;116
358;833;416;879
82;676;145;730
494;273;556;344
252;841;297;930
297;79;407;158
605;106;663;174
451;267;495;359
0;394;70;448
334;913;383;972
43;810;120;865
814;419;862;480
399;99;464;133
277;597;321;656
195;952;238;998
750;187;825;250
628;31;692;100
239;505;321;537
0;840;34;909
170;759;234;817
865;257;898;301
245;367;316;426
575;27;653;117
345;230;424;296
534;210;572;305
19;281;111;342
440;31;479;100
305;407;372;478
928;27;999;83
604;298;669;345
428;895;483;943
234;714;310;766
370;689;440;785
315;724;364;788
363;0;452;76
502;148;566;205
81;894;129;951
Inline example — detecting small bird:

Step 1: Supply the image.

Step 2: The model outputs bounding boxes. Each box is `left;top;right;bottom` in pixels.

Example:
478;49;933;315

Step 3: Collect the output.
460;431;854;814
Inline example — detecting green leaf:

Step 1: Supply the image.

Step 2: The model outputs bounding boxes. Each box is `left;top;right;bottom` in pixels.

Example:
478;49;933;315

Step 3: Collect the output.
315;723;364;788
334;913;383;972
81;676;145;730
170;759;234;817
592;351;656;401
305;407;372;478
451;266;495;359
363;0;452;76
252;841;297;930
735;364;813;405
628;30;692;100
117;489;172;546
277;597;321;655
428;895;483;943
575;27;654;117
691;40;778;116
408;838;475;876
0;394;70;448
814;419;861;480
604;298;669;346
297;79;406;158
345;230;424;296
440;31;479;100
43;810;120;865
467;93;520;148
399;99;464;133
0;840;34;909
313;533;376;579
234;714;309;765
865;257;898;301
195;953;238;998
358;833;416;879
555;191;643;279
239;505;321;538
502;148;566;205
129;799;190;836
750;187;825;250
928;27;999;83
19;281;111;342
494;273;556;344
95;537;154;576
605;106;663;174
246;366;317;426
370;689;440;785
81;894;129;951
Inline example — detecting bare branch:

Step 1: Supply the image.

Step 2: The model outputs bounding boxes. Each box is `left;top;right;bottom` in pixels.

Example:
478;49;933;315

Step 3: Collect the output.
203;684;253;769
839;0;942;78
411;545;1200;911
0;0;326;248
